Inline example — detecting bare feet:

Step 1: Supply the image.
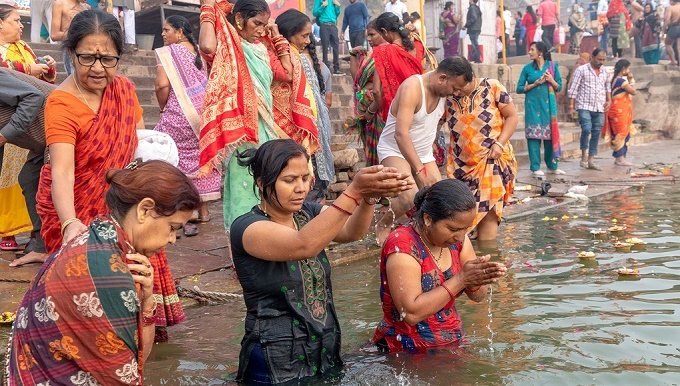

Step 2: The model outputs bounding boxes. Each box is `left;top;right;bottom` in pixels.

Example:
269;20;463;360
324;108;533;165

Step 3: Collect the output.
9;251;47;267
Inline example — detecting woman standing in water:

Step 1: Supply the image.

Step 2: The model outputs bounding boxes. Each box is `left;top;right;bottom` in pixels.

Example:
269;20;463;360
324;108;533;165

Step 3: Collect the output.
230;139;412;383
374;179;507;352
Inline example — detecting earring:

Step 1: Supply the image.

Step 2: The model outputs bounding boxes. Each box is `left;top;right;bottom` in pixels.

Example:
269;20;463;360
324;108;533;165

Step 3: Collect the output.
237;23;243;30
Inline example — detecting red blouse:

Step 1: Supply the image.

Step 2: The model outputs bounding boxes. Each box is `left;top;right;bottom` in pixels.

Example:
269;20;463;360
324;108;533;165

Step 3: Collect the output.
373;224;465;352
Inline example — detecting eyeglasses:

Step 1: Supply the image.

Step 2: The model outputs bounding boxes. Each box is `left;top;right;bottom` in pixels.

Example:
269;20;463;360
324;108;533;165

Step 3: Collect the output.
74;53;120;68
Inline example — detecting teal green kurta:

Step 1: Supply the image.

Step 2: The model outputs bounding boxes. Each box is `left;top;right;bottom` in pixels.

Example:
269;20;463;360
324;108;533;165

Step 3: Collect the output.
516;61;562;139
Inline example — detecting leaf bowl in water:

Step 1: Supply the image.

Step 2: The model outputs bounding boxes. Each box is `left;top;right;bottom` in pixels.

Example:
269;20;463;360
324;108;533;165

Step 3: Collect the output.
578;251;597;260
626;238;647;249
590;229;608;240
617;267;639;276
612;242;633;251
608;225;627;236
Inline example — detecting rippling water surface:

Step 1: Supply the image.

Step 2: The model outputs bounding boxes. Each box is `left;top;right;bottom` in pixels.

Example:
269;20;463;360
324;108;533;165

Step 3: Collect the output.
3;185;680;385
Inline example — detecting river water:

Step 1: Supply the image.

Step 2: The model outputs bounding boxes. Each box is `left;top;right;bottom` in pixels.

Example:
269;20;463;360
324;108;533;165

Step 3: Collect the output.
3;184;680;385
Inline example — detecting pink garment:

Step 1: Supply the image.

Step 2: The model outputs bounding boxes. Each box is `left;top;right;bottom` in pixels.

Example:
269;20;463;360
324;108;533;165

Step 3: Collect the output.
538;0;559;25
154;44;221;202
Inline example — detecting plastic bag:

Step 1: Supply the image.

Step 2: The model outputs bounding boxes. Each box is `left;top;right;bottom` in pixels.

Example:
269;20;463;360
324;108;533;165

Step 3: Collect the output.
555;26;566;45
534;27;543;42
459;29;467;40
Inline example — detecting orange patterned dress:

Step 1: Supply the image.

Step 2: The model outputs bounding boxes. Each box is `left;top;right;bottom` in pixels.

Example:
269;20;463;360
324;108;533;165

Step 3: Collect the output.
445;78;517;227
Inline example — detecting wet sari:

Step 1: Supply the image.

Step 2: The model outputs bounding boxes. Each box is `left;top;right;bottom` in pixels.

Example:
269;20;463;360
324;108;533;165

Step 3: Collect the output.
445;79;517;227
7;217;146;385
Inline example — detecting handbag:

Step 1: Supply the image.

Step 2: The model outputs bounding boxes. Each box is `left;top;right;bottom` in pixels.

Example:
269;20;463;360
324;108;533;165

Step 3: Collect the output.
134;130;179;167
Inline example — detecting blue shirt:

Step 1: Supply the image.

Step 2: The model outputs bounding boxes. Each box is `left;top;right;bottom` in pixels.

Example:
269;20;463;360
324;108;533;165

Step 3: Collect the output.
313;0;341;24
342;2;370;34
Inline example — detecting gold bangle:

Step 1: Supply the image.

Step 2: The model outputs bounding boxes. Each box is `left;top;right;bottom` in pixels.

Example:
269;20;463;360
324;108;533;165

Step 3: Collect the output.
60;218;82;235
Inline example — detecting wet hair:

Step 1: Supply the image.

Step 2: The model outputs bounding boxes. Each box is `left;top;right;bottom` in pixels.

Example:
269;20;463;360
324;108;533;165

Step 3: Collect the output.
63;9;123;56
436;56;474;82
375;12;414;52
105;160;201;220
0;4;16;21
411;11;421;19
165;15;202;70
592;47;605;58
444;2;454;10
413;179;476;225
526;5;537;24
227;0;270;28
236;139;310;206
612;59;630;87
530;41;552;69
276;10;325;95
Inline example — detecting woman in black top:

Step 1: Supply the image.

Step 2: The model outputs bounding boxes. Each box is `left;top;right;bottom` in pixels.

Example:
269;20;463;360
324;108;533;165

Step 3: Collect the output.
230;139;412;384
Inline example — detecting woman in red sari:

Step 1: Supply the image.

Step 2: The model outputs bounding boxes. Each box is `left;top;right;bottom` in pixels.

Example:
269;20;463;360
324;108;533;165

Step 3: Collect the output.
367;12;424;126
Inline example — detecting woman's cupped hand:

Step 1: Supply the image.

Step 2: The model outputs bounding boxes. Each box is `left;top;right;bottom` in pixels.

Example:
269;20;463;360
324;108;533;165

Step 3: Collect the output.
348;165;415;199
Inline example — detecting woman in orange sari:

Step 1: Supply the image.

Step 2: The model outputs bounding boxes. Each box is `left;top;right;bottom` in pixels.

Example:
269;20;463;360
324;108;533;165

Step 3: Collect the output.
603;59;636;166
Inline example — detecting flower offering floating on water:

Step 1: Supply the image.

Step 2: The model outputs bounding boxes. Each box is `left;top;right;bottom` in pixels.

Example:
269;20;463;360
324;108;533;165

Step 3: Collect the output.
608;225;627;236
542;216;550;221
612;242;633;251
561;215;570;220
626;237;647;245
578;251;597;260
617;267;639;276
590;229;608;240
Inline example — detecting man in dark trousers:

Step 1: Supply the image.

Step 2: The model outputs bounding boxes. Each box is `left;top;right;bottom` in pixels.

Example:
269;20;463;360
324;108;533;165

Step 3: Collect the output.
0;68;54;267
341;0;370;50
314;0;343;74
464;0;483;63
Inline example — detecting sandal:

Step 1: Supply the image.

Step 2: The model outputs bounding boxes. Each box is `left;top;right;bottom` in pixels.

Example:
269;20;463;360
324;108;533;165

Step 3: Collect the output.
587;163;602;170
183;223;199;237
579;161;589;169
198;214;211;223
0;237;19;251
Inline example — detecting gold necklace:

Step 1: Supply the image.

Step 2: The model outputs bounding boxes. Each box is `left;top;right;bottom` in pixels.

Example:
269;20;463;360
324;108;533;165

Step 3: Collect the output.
73;76;96;112
417;226;444;269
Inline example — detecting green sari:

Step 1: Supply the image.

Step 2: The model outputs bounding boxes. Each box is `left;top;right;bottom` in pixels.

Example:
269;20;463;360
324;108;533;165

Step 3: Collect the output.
223;41;280;228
